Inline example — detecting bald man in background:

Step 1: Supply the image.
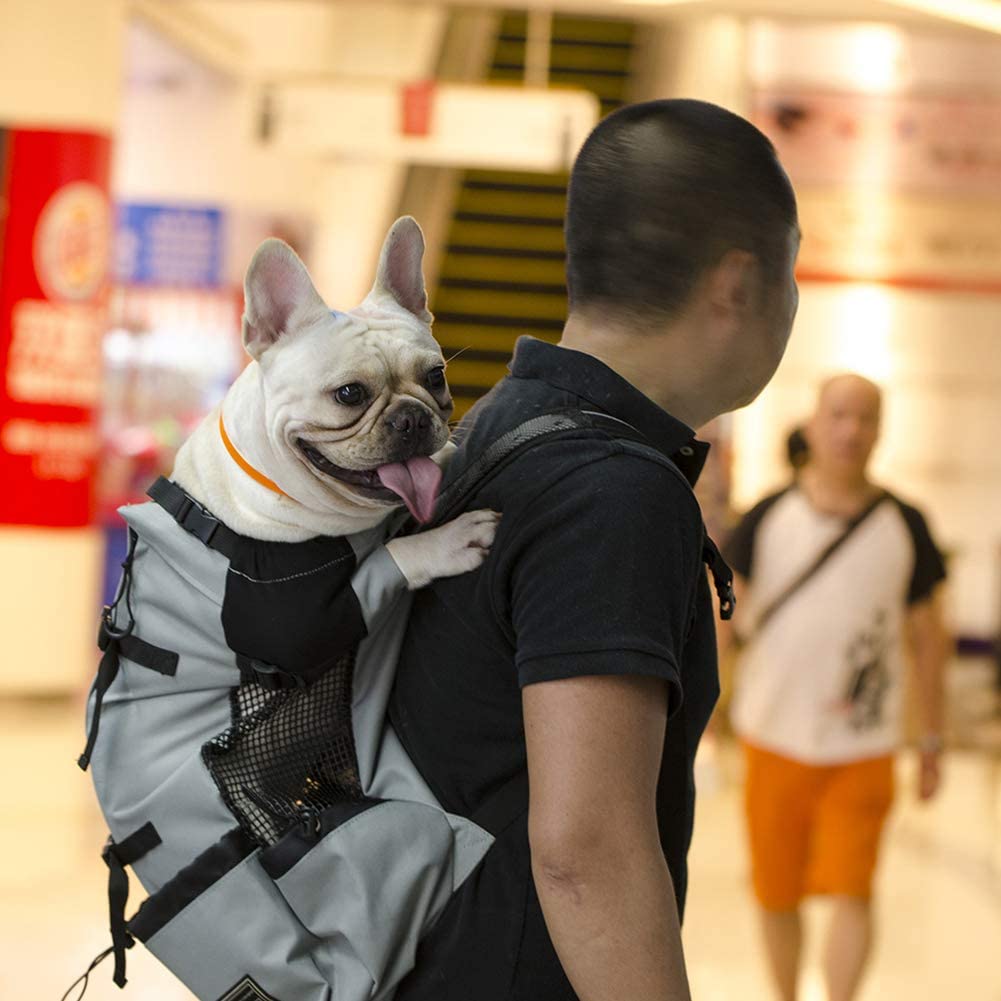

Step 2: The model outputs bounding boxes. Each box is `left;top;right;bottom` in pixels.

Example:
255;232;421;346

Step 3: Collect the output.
719;375;951;1001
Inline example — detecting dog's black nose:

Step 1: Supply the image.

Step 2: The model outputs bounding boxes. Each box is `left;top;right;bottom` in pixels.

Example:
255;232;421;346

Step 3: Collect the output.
386;406;431;437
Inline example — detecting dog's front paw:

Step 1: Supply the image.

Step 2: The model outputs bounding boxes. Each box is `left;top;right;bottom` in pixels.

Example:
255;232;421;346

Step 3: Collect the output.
385;509;501;590
431;509;502;577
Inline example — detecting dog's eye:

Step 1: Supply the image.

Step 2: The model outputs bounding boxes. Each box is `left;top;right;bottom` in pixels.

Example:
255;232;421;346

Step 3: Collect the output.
426;367;446;392
334;384;366;406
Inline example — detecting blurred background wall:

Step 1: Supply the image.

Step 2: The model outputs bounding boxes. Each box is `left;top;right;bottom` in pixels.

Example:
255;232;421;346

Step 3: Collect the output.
1;0;999;696
2;5;1000;1000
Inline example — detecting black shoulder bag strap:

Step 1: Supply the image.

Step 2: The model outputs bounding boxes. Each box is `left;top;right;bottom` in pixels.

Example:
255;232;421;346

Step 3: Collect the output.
747;491;888;641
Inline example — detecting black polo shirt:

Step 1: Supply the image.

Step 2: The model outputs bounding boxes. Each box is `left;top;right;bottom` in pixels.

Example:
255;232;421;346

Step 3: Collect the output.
391;336;720;1001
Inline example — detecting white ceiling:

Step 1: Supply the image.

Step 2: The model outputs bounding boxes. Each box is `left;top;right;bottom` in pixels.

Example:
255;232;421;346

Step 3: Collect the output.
126;0;1001;91
132;0;1001;35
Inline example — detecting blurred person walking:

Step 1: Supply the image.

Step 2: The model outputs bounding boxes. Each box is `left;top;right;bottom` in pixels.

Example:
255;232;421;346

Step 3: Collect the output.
786;424;809;474
390;99;800;1001
721;374;951;1001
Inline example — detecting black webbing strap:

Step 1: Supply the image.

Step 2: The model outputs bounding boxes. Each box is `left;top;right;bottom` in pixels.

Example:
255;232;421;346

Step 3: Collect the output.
102;822;162;988
77;626;122;772
702;534;736;621
746;490;888;640
470;770;530;838
116;634;178;676
434;408;736;621
430;410;598;528
78;530;180;772
147;476;241;560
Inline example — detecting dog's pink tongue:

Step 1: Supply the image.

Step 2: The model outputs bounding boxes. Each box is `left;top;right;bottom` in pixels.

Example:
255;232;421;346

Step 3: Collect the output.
376;456;443;524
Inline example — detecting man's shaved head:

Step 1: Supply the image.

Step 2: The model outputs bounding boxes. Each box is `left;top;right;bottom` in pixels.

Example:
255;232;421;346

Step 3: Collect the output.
816;373;883;417
565;98;798;320
807;373;883;479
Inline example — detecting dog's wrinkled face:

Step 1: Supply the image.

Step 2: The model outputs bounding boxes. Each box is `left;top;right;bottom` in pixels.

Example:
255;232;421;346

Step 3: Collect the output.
242;217;453;522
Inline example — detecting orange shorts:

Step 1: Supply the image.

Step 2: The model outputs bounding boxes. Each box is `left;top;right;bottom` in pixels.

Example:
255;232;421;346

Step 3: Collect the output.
743;741;895;911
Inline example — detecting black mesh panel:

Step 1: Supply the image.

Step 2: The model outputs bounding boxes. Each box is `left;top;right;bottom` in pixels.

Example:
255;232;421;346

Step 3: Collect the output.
202;650;365;846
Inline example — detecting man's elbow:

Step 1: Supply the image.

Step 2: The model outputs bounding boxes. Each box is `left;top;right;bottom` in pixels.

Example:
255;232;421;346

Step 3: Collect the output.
531;834;597;895
528;817;662;900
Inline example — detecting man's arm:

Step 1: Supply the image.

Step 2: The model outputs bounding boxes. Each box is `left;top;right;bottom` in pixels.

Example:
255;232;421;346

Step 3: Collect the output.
523;674;690;1001
905;586;952;801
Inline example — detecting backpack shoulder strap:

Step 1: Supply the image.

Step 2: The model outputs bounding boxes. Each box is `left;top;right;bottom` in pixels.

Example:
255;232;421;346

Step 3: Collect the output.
430;408;735;619
432;408;684;524
429;409;590;527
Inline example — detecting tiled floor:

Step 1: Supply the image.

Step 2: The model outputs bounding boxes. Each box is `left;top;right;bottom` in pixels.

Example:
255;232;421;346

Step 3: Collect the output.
2;695;999;1001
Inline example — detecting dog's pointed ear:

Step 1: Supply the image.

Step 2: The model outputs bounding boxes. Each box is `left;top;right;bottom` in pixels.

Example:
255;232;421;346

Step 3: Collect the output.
242;239;327;360
366;216;433;324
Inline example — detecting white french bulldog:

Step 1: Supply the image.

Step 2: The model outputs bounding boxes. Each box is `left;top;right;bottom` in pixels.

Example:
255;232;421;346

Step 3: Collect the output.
171;215;498;588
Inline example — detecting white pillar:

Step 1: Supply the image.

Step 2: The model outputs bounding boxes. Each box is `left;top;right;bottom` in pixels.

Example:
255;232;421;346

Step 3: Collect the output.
733;20;1001;641
638;15;749;113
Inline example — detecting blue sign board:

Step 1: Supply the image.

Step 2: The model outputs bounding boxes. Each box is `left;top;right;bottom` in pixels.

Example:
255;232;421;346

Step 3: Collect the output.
115;202;225;287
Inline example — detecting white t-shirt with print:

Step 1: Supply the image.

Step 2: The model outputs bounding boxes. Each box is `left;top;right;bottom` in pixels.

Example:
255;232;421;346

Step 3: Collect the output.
724;487;946;765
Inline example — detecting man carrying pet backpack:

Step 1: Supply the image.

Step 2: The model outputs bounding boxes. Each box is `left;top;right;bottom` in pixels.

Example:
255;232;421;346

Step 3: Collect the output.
387;99;801;1001
73;216;508;1001
73;99;798;1001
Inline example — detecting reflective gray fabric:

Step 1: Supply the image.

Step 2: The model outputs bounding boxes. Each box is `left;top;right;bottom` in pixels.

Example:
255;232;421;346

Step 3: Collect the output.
87;503;237;891
142;852;332;1001
275;800;467;1001
86;500;494;1001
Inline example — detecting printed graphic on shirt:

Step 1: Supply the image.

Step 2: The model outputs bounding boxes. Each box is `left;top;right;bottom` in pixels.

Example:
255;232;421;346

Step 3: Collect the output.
726;488;946;764
839;609;891;732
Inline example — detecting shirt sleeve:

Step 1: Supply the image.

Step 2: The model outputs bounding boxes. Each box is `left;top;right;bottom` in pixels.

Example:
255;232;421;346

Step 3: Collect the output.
499;453;704;717
722;489;788;580
222;537;367;683
894;500;948;605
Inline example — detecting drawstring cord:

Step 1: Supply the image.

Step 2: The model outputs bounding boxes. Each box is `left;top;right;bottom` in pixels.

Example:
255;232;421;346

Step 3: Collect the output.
60;945;116;1001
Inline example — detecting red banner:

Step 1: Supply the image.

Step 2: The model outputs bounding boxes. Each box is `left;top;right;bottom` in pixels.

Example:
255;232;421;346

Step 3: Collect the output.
0;129;112;527
401;80;436;137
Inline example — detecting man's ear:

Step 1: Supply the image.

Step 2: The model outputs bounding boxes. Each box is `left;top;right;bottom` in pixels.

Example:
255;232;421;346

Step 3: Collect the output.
242;239;328;361
707;248;759;319
365;216;433;324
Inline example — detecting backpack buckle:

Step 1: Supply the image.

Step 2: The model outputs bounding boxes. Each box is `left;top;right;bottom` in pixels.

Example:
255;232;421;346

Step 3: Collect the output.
238;656;306;691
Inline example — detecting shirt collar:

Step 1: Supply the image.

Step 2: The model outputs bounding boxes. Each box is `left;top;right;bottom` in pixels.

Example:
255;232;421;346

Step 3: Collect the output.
508;336;710;487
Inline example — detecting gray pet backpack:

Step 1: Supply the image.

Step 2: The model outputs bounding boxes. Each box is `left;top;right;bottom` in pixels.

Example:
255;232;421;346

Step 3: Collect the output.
74;409;734;1001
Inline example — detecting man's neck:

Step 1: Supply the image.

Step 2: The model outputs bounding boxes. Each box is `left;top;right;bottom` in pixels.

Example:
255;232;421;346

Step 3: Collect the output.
559;312;718;429
799;466;879;517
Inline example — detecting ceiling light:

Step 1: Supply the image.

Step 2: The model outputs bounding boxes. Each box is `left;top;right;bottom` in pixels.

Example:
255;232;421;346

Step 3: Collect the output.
882;0;1001;34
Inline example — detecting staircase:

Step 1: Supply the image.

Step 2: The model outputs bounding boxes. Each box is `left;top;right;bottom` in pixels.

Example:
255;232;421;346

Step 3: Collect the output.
432;12;637;417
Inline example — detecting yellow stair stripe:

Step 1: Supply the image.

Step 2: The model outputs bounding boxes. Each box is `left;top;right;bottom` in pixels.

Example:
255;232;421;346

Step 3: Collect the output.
431;13;634;415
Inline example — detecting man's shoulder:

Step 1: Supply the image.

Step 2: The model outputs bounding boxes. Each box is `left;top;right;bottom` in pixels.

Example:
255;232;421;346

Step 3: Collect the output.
723;485;794;578
728;485;795;544
448;384;692;510
882;490;931;528
737;485;794;525
466;420;697;520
